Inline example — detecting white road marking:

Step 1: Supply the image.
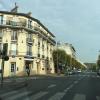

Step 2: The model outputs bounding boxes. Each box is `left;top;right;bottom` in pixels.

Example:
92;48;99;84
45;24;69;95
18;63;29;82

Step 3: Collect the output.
0;90;30;100
48;84;56;88
69;84;74;88
64;88;69;92
0;90;18;97
96;96;100;100
74;81;78;84
73;94;86;100
64;84;74;93
48;92;65;100
31;91;48;100
7;91;30;100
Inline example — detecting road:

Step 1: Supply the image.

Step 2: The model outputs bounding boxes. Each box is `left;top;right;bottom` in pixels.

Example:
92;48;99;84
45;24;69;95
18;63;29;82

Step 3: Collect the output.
0;72;100;100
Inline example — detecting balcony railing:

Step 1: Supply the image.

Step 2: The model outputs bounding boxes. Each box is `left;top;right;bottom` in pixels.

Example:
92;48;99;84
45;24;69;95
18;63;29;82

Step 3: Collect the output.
0;20;27;27
0;20;55;44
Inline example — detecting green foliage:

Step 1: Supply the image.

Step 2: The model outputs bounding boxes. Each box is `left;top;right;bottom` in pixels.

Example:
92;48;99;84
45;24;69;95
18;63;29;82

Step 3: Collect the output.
52;49;85;73
97;60;100;69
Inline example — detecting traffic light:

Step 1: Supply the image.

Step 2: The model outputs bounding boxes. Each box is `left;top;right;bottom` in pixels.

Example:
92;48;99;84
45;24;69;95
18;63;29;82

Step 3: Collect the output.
2;43;8;56
2;43;9;61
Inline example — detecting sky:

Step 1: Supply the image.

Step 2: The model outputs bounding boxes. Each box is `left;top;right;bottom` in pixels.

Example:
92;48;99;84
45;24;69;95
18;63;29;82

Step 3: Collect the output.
0;0;100;63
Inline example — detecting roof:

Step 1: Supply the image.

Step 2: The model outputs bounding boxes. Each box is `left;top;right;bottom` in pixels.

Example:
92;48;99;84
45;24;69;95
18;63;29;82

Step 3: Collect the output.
0;11;55;37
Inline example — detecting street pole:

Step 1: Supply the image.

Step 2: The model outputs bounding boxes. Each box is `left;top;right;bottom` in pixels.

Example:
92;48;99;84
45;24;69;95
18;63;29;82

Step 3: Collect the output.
1;56;4;87
70;55;72;71
57;41;59;74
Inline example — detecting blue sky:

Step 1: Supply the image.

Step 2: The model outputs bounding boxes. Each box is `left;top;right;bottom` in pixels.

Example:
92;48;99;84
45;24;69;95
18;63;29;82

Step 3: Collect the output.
0;0;100;63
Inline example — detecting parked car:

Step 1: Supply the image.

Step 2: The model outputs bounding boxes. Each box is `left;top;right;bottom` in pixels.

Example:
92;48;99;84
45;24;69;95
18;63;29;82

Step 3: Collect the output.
97;70;100;76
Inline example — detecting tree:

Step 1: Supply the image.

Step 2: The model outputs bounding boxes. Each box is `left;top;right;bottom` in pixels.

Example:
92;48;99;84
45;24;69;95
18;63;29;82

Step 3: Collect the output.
97;60;100;69
97;55;100;70
52;49;67;73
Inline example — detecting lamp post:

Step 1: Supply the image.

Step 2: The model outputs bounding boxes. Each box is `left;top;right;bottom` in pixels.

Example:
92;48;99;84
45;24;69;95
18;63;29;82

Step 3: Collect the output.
97;50;100;70
56;41;60;74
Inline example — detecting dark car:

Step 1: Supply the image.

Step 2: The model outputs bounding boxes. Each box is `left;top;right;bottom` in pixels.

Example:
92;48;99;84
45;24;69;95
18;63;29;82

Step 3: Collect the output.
97;70;100;76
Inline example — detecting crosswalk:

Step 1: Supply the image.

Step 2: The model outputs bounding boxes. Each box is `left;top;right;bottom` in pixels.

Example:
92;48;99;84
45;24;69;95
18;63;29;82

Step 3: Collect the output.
0;89;100;100
70;74;100;78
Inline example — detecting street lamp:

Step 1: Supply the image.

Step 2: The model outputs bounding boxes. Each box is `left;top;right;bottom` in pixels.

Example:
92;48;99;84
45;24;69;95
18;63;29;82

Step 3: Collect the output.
56;41;60;74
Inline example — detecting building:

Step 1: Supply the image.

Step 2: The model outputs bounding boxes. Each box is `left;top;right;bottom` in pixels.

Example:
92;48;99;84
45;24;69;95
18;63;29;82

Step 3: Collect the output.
0;6;56;77
57;43;76;58
84;63;96;70
57;43;87;69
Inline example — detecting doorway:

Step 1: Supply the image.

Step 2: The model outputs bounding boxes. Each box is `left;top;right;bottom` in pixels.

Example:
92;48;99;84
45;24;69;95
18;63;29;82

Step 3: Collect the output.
11;62;16;76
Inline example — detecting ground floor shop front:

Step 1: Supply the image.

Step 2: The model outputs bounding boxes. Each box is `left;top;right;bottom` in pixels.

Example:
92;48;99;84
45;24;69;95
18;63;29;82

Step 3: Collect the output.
0;56;55;77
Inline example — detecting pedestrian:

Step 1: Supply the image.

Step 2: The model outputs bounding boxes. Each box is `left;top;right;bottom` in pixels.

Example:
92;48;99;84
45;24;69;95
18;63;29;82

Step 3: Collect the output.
26;64;30;76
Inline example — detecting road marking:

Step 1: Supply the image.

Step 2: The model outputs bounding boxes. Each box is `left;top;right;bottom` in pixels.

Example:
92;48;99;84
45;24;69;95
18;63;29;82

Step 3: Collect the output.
48;92;65;100
7;91;30;100
64;84;74;93
73;94;86;100
0;90;30;100
0;90;18;97
31;91;48;100
69;84;74;88
96;96;100;100
74;81;78;84
48;84;56;88
64;88;69;92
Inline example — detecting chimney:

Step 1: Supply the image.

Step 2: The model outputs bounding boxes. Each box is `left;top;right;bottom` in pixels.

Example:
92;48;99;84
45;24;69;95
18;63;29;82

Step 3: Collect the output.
27;12;32;16
11;2;18;13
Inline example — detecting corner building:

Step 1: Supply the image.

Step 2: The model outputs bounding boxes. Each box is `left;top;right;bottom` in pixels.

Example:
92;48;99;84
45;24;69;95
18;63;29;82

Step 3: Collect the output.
0;10;56;77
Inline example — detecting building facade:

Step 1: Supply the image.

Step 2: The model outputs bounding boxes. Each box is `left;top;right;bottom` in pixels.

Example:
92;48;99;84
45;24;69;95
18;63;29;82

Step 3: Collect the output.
0;9;56;77
57;43;76;58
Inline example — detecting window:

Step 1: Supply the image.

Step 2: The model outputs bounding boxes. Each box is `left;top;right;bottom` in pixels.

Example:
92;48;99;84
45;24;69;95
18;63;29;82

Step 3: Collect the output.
0;43;2;57
11;62;16;72
38;54;40;57
28;19;32;28
27;44;32;55
38;41;40;48
0;15;3;25
0;30;2;39
27;33;32;39
11;31;17;40
10;43;17;55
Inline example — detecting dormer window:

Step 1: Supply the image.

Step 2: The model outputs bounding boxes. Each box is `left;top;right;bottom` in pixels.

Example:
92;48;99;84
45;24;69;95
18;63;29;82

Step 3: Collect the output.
28;19;32;28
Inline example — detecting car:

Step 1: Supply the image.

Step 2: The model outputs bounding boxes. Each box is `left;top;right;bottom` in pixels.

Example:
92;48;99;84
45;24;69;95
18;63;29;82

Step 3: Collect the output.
97;70;100;76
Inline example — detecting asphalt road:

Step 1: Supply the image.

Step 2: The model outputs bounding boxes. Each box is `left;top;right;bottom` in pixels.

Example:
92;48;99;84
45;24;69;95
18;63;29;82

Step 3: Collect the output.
0;72;100;100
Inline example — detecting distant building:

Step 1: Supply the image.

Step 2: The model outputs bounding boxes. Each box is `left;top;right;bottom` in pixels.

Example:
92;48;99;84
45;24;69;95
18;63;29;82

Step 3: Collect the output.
57;43;87;69
57;43;76;58
0;6;56;77
84;63;96;70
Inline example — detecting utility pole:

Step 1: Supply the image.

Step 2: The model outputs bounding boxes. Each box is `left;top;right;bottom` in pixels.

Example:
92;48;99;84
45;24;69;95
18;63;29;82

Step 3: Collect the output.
56;41;58;74
1;58;4;86
0;43;9;87
56;41;60;74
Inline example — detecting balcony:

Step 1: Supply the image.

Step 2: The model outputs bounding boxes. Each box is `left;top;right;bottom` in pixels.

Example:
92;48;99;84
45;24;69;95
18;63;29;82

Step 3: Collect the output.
6;20;26;27
0;20;27;28
26;38;33;44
